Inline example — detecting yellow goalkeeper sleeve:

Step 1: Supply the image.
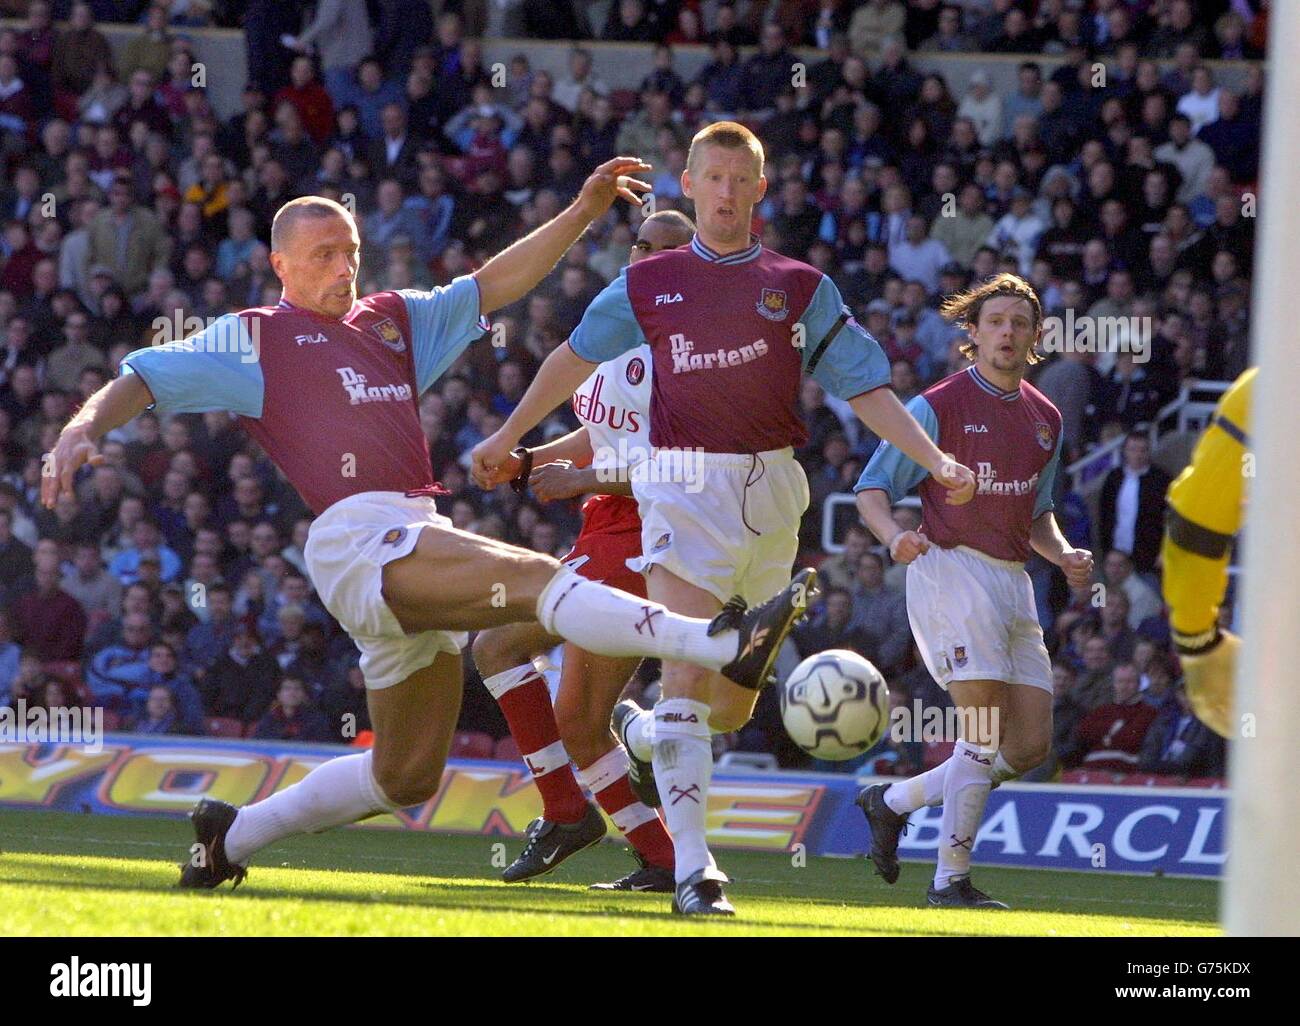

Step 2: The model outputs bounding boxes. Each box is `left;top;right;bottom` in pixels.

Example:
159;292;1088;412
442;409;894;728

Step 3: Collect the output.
1161;367;1254;737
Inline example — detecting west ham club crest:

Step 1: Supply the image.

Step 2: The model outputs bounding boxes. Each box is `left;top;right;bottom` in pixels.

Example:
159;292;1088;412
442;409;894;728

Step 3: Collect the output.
756;288;789;321
371;318;407;353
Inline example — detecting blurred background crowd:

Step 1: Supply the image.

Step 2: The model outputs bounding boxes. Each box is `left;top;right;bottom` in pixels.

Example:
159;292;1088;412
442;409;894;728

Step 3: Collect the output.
0;0;1261;783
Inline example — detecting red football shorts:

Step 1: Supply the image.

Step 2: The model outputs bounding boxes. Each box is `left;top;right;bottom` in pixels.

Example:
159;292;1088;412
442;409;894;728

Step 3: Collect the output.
560;494;646;598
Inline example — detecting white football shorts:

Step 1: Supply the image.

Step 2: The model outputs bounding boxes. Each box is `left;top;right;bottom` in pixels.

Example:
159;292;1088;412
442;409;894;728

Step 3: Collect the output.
905;544;1052;693
305;491;467;690
631;446;809;606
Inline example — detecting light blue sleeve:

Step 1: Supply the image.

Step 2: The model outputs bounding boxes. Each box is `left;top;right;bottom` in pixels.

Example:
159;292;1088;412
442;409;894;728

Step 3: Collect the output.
1033;430;1065;518
120;314;264;417
800;275;891;401
401;276;491;394
853;395;938;501
567;269;648;362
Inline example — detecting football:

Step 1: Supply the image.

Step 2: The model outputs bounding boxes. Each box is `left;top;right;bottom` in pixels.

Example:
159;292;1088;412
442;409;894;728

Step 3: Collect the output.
780;650;890;761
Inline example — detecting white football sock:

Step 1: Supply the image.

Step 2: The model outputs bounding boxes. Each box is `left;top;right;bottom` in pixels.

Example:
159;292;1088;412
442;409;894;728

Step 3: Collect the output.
536;569;734;669
989;751;1021;786
623;707;655;762
652;697;717;883
934;740;995;889
884;757;950;815
625;703;739;762
224;750;397;865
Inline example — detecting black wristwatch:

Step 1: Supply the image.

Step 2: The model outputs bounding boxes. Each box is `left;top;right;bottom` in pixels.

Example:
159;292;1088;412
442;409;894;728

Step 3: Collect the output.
509;446;533;494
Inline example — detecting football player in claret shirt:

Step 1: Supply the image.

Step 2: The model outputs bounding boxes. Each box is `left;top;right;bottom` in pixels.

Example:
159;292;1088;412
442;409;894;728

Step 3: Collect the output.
853;273;1094;909
473;121;977;917
469;210;696;892
42;160;812;890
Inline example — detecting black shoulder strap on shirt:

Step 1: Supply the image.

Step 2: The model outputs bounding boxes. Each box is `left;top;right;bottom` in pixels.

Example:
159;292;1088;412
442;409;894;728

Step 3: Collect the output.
805;309;850;374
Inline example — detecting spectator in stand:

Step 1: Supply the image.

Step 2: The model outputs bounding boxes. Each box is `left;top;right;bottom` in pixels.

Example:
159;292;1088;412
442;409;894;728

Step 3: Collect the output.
0;609;20;700
108;516;182;585
256;569;330;639
275;56;336;147
45;312;104;393
131;683;186;734
185;582;240;669
1097;432;1172;573
283;0;375;105
60;539;121;630
86;172;173;296
87;580;155;652
120;4;174;82
1097;590;1138;664
793;586;876;663
10;549;87;661
846;550;910;676
1060;662;1158;773
0;507;34;599
320;657;370;741
1138;682;1225;777
817;523;870;593
252;676;333;743
127;641;204;732
1;653;43;712
1071;634;1116;712
1102;548;1164;629
198;624;281;722
86;611;153;708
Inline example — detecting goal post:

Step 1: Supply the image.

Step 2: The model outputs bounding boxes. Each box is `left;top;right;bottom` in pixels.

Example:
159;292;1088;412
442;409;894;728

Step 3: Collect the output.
1224;1;1300;937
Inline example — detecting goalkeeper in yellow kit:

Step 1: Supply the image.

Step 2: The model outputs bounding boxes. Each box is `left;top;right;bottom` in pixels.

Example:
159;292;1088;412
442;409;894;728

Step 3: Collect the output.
1161;367;1255;738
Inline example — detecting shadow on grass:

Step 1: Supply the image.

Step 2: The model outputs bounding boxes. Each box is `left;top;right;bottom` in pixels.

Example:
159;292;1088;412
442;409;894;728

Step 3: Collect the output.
0;865;982;937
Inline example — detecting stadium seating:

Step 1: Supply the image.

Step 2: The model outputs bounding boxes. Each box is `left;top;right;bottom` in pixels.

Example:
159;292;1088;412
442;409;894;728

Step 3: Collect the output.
0;0;1252;787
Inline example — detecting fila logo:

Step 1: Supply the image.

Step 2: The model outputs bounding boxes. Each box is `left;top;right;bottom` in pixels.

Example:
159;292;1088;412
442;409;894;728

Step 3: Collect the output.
963;424;988;433
658;712;699;723
655;292;684;305
335;366;413;405
295;332;327;346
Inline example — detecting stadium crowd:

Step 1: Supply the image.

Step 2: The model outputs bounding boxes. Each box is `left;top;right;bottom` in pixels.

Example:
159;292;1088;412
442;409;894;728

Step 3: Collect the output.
0;0;1258;783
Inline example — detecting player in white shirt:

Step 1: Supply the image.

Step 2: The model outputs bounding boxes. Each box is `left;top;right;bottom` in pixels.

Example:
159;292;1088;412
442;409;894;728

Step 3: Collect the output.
470;212;693;889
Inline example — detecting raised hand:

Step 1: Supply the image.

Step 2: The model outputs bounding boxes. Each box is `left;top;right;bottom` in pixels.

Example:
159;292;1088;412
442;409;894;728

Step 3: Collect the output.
40;426;104;510
576;156;653;219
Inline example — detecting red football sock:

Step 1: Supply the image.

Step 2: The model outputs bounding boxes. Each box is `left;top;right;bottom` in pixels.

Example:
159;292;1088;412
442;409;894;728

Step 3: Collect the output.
577;747;675;871
483;665;588;824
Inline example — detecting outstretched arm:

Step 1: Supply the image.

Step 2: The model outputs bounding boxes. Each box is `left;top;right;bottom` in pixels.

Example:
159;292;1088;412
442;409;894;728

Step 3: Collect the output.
470;342;598;487
531;426;596;468
849;388;975;504
42;373;154;508
472;156;650;316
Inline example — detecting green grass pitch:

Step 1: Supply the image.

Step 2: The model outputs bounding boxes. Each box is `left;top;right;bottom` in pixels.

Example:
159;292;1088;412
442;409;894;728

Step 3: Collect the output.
0;809;1220;936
